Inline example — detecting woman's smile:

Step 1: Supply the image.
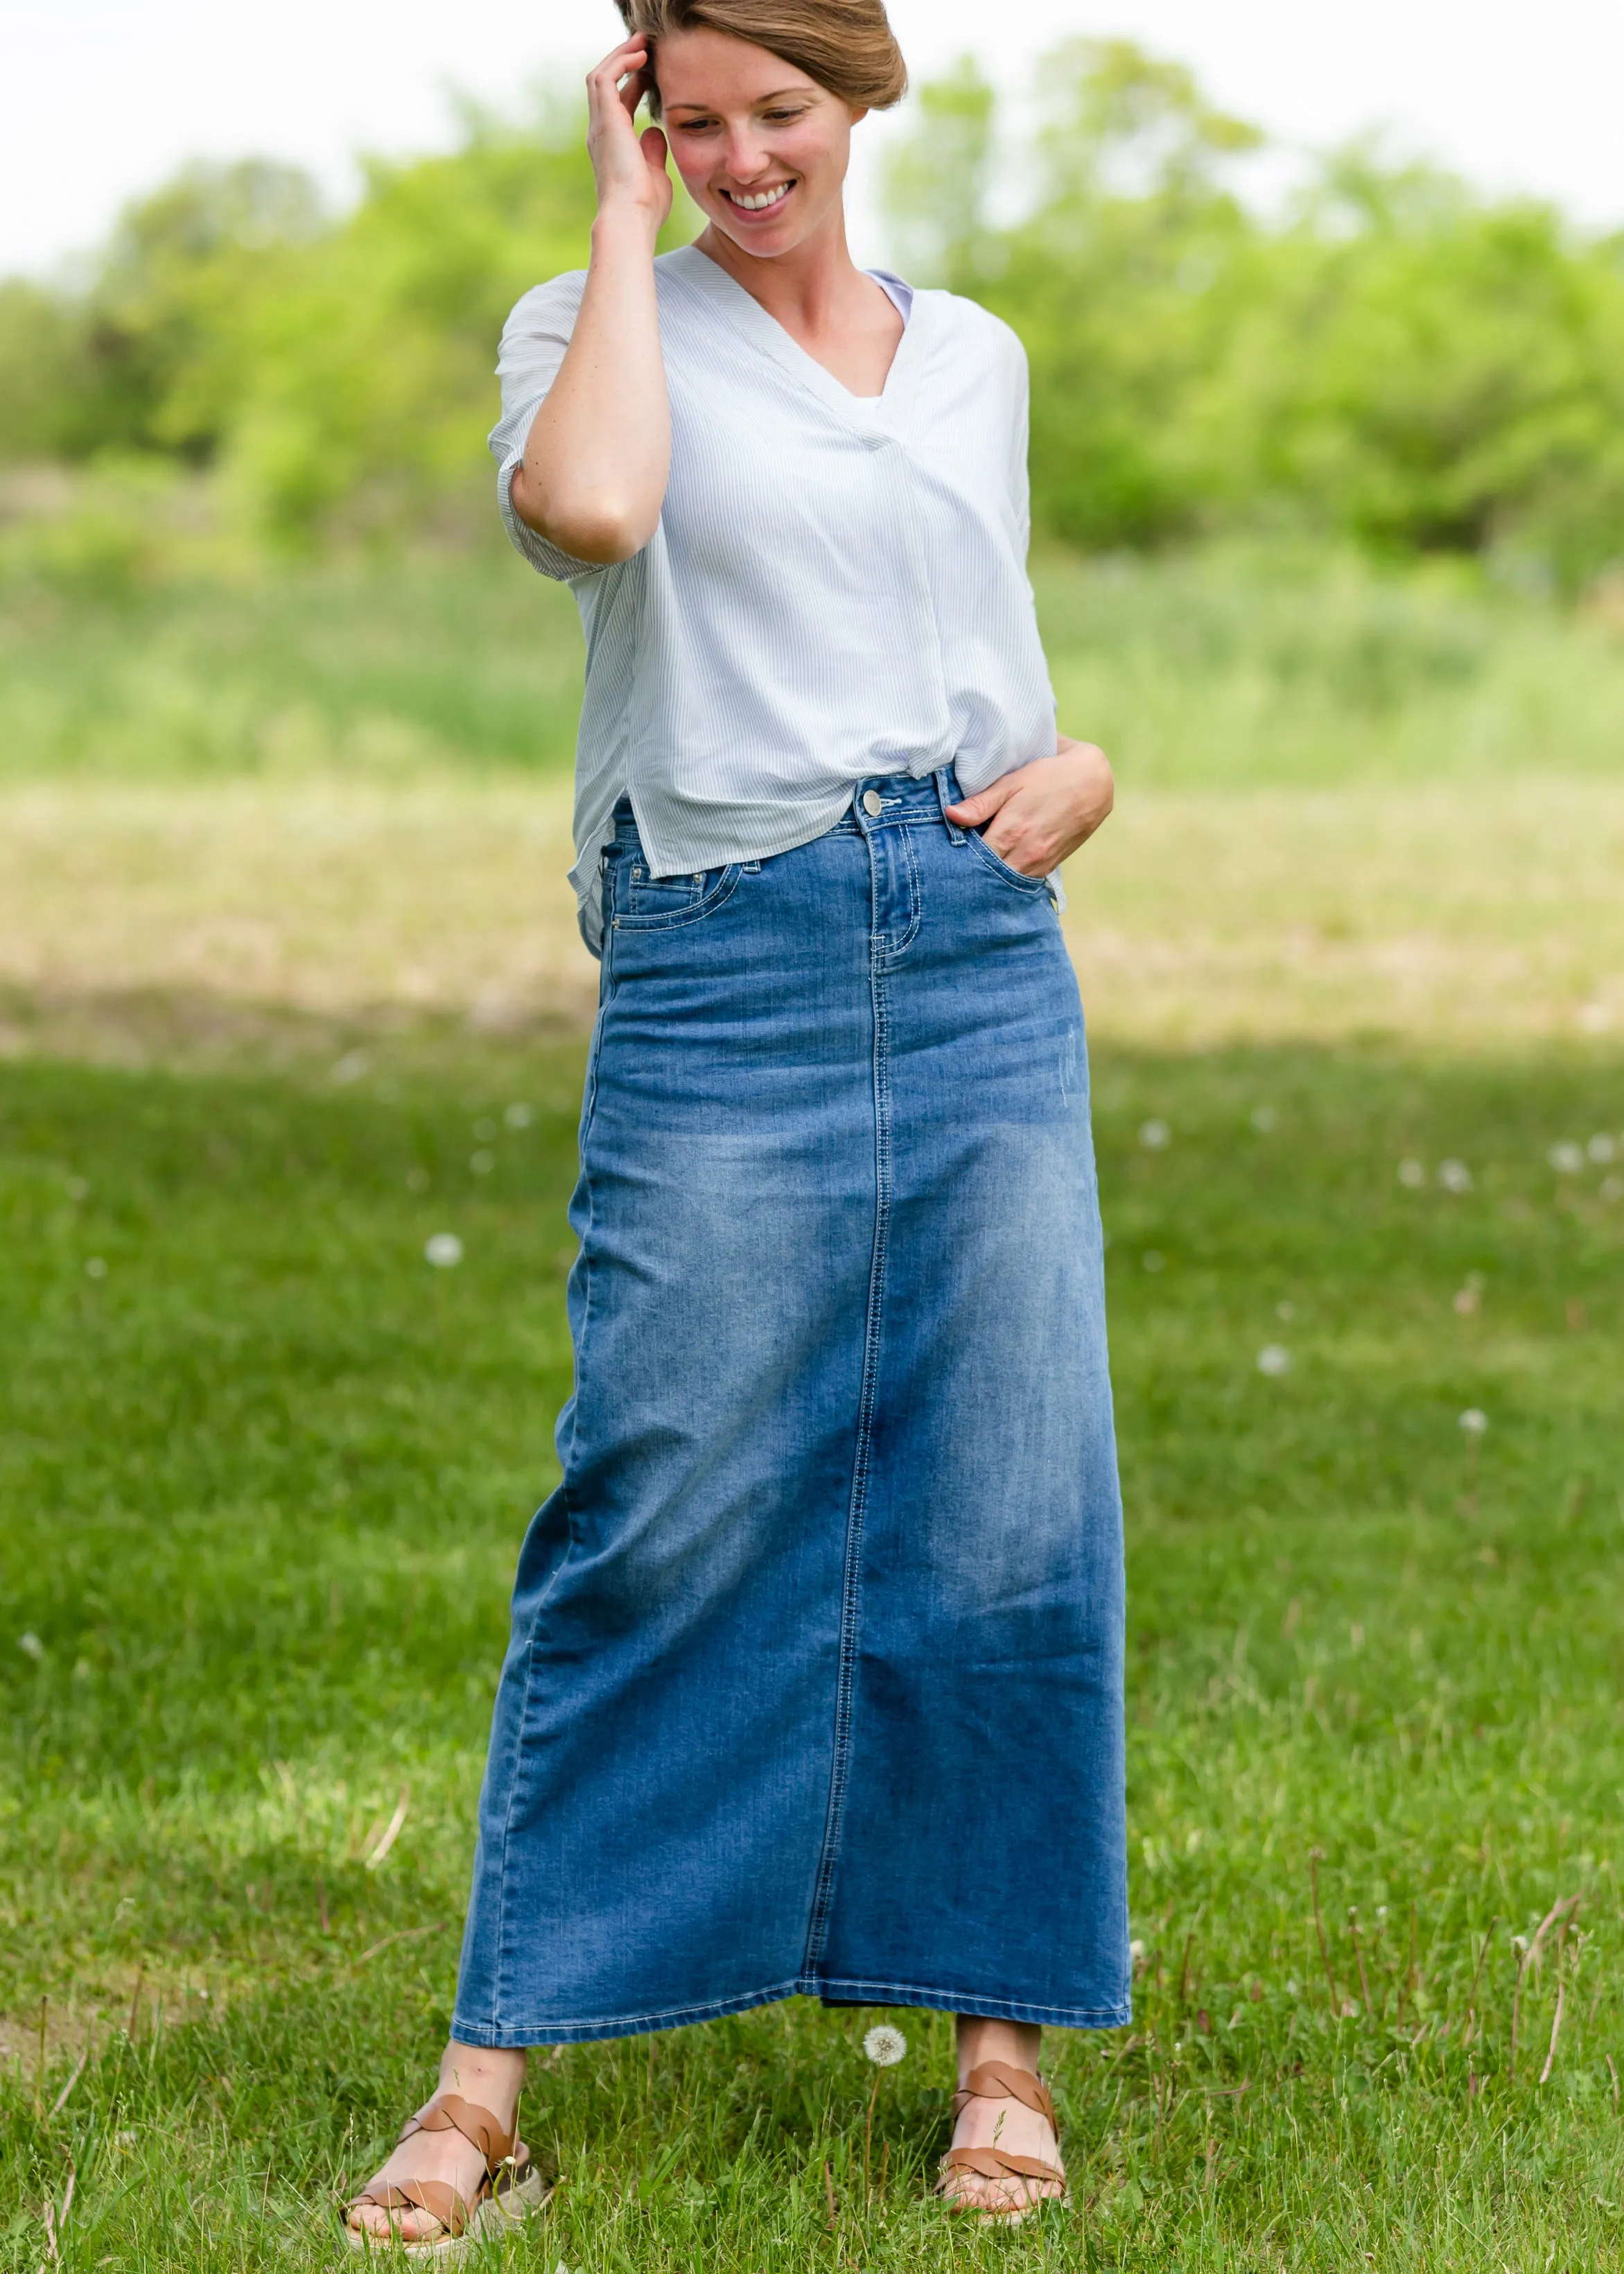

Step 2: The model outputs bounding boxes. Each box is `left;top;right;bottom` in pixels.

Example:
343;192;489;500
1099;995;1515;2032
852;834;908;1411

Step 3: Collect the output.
719;179;795;214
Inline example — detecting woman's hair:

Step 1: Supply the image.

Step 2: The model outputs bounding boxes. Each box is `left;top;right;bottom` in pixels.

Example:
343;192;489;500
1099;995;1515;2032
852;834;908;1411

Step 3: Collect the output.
613;0;907;119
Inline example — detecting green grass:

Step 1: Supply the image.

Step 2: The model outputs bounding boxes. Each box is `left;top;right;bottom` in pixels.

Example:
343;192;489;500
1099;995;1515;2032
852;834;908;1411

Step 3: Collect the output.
6;533;1624;788
3;1027;1623;2268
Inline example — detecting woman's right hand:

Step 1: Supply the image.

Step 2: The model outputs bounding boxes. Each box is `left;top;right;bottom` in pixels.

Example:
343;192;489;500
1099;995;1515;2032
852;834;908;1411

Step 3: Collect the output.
586;37;673;238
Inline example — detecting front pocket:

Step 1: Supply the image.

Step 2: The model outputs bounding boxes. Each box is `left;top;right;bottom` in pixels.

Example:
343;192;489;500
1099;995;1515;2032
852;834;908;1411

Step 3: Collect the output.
964;829;1053;896
613;861;745;932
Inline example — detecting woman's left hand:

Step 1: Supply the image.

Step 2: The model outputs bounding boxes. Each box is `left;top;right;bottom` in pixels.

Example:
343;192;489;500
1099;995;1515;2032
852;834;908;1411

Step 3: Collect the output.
942;735;1115;878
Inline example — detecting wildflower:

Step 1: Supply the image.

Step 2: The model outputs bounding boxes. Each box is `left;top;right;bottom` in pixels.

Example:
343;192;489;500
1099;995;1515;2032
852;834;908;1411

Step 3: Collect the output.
1588;1134;1616;1163
85;1257;107;1279
1437;1159;1472;1193
424;1233;464;1269
1547;1141;1584;1174
863;2024;907;2068
1130;1938;1146;1965
505;1102;534;1129
1250;1106;1277;1133
1458;1409;1488;1437
1257;1344;1291;1377
1138;1118;1171;1150
19;1633;44;1661
471;1151;495;1174
1397;1159;1425;1188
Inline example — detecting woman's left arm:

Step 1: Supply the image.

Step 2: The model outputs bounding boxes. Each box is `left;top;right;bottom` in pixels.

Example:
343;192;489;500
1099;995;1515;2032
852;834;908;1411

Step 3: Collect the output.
942;736;1115;877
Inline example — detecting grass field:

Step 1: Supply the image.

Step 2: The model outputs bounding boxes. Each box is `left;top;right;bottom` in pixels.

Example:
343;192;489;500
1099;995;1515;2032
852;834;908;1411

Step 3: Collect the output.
3;541;1624;2268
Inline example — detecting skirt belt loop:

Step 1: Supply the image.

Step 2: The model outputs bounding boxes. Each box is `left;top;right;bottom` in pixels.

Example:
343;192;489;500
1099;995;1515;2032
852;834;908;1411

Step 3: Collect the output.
933;766;966;844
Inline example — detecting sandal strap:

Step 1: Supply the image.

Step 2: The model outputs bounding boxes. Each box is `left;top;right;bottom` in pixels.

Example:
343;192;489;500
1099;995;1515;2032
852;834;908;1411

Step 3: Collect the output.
948;2062;1058;2129
348;2178;475;2239
938;2144;1067;2187
396;2091;515;2173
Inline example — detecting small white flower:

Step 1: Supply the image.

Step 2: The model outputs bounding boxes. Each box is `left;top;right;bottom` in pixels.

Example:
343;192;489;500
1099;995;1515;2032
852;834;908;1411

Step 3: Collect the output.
424;1233;464;1269
1587;1133;1616;1163
863;2024;907;2067
505;1102;534;1130
470;1151;495;1175
1437;1159;1472;1193
1250;1106;1277;1133
1548;1141;1584;1174
1397;1159;1426;1188
1257;1344;1291;1377
329;1050;368;1084
1129;1938;1146;1965
1458;1408;1488;1437
19;1632;44;1661
1138;1118;1171;1150
85;1256;107;1279
1142;1249;1165;1274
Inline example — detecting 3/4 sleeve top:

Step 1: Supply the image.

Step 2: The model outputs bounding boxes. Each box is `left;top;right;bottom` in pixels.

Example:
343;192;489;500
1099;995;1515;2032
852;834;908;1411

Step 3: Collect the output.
489;242;1057;954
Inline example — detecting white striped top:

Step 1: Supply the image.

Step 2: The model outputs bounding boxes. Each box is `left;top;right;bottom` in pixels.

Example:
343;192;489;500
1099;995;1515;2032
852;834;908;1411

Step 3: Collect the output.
490;242;1057;951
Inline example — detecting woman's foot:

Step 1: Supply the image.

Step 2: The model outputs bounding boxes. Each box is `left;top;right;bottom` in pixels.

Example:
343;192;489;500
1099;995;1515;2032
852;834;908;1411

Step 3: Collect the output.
347;2042;527;2245
938;2017;1066;2220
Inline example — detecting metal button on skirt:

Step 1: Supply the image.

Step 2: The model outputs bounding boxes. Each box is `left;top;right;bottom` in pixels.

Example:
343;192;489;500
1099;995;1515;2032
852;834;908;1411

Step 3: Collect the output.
451;769;1130;2044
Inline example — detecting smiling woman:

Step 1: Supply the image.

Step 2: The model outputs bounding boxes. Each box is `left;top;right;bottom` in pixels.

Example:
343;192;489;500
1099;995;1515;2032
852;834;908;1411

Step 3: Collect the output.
342;0;1126;2250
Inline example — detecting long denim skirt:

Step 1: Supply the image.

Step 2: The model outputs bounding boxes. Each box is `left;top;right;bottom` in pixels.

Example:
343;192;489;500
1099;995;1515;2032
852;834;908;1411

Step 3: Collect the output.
453;768;1129;2045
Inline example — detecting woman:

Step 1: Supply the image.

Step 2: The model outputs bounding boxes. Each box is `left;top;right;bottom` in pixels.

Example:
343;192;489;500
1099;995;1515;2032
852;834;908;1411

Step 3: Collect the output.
346;0;1127;2245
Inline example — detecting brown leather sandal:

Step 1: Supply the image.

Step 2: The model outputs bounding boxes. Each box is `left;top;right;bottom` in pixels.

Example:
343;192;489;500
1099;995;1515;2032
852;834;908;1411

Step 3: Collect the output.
935;2060;1068;2225
343;2090;551;2260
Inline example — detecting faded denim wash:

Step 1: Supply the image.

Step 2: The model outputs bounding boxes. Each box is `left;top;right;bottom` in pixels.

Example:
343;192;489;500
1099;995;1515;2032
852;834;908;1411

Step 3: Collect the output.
453;770;1130;2045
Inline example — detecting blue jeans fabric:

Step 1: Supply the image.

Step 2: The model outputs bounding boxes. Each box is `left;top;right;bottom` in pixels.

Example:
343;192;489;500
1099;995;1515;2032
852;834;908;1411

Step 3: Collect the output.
452;768;1129;2044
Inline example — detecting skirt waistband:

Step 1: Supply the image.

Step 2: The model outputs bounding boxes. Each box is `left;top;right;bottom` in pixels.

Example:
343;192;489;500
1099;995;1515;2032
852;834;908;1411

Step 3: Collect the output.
611;767;968;853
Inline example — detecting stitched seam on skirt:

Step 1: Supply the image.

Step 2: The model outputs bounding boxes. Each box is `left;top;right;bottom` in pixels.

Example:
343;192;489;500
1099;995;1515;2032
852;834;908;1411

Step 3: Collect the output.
884;822;923;958
448;1979;1132;2046
484;919;618;2031
801;870;892;1976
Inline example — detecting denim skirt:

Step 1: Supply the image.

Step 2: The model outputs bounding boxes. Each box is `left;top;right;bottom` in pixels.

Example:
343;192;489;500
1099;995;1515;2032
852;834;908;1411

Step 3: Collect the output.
452;769;1129;2045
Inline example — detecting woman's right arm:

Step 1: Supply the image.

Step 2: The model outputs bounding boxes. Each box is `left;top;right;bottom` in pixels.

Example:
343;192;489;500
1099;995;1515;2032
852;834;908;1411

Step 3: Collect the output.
510;37;674;566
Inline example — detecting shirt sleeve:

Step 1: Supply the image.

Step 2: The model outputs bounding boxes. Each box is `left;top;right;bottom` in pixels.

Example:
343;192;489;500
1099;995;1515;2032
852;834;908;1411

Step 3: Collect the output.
488;270;607;582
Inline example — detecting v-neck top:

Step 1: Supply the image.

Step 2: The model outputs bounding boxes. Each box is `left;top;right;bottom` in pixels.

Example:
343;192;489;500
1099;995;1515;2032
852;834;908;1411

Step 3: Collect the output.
489;243;1055;952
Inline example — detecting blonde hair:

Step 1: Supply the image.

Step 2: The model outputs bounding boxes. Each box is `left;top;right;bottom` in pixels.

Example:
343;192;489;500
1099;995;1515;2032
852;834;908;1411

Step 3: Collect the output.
614;0;907;119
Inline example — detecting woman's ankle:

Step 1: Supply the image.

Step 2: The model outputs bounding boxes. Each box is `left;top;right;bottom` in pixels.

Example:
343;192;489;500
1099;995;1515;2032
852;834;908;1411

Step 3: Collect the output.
954;2016;1042;2085
435;2039;528;2130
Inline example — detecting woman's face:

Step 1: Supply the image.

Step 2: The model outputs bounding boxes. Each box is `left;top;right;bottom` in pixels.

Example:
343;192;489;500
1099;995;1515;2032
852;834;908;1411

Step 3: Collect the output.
655;27;859;260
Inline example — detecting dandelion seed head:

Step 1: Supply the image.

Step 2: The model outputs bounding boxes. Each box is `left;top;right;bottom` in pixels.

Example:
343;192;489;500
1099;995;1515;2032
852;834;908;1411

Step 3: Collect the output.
1257;1344;1291;1377
1138;1118;1171;1151
19;1632;44;1661
1548;1141;1584;1175
64;1177;89;1200
471;1150;495;1175
1601;1176;1623;1204
330;1050;368;1085
1276;1299;1295;1320
1458;1408;1488;1437
1130;1938;1146;1964
424;1233;464;1269
1250;1106;1277;1133
505;1102;534;1130
1587;1133;1616;1163
863;2024;907;2067
1397;1158;1426;1188
1437;1159;1472;1193
85;1256;107;1279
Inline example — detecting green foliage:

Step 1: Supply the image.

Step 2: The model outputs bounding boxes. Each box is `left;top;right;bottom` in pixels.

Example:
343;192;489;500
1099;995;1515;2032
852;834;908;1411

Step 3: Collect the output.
2;1032;1623;2266
882;42;1624;582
